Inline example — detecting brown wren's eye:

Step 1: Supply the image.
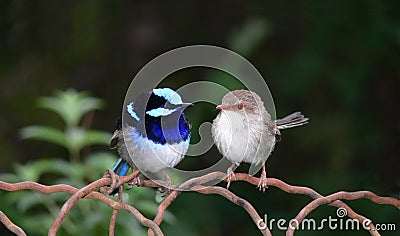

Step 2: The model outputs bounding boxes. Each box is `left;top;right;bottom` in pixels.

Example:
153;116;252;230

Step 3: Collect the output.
237;104;243;110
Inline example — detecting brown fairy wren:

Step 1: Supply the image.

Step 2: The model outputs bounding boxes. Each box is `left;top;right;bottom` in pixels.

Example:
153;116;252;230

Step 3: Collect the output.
212;90;308;191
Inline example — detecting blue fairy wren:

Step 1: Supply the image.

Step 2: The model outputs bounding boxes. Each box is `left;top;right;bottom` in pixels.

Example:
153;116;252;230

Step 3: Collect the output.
110;88;191;193
212;90;308;192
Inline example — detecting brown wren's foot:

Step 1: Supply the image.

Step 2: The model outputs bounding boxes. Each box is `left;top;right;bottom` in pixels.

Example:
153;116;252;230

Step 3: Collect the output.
257;163;268;192
226;163;238;189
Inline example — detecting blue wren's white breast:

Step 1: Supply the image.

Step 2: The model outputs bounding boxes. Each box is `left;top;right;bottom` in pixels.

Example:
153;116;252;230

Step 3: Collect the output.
110;88;191;191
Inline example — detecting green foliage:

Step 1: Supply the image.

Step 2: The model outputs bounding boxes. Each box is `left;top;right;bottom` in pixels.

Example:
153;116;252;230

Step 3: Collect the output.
20;89;109;163
0;89;158;235
37;89;104;127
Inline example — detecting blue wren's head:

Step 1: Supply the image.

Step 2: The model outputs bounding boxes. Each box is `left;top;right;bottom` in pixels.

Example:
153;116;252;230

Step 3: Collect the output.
111;88;192;178
126;88;191;146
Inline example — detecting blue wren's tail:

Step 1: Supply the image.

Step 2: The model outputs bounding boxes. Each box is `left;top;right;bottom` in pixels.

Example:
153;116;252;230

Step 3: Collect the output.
110;157;130;195
112;157;130;176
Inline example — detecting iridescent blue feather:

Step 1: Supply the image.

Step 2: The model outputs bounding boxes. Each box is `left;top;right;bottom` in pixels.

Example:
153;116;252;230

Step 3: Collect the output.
112;157;130;176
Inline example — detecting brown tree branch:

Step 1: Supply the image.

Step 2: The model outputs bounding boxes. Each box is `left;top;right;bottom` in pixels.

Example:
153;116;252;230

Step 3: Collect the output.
194;185;272;236
109;209;118;236
147;171;232;236
0;211;27;236
109;187;123;236
48;178;108;235
231;173;399;236
286;191;400;236
0;177;163;236
140;172;399;236
1;170;399;236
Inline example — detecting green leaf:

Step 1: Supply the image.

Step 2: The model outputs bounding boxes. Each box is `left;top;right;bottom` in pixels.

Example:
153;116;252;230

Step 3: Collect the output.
0;173;20;183
20;126;66;148
64;127;110;152
84;152;116;171
17;193;44;212
133;200;158;217
37;89;104;126
83;152;117;181
85;130;111;146
64;127;86;151
14;159;72;182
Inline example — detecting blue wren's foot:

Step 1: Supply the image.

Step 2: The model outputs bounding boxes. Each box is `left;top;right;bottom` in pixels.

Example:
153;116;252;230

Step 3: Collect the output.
100;168;141;195
100;169;124;195
127;175;141;190
157;171;173;197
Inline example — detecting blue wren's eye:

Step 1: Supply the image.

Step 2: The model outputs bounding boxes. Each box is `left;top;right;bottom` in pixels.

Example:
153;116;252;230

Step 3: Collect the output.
237;104;243;110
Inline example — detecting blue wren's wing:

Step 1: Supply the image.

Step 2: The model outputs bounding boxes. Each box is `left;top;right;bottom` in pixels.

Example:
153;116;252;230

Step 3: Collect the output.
109;117;129;176
109;117;129;195
110;117;122;149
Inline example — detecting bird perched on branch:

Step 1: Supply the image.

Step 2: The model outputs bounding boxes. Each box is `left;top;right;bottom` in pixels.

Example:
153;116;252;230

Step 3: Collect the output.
212;90;308;192
110;88;191;194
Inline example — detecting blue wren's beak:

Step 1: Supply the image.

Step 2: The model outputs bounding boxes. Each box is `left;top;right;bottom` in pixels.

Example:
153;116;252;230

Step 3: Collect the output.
181;102;193;107
179;103;193;110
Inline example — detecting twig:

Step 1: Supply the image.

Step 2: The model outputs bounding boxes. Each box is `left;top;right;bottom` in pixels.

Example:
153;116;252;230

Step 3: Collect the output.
0;177;163;236
286;191;400;236
49;178;107;235
1;170;399;236
0;211;27;236
194;186;272;236
147;171;239;236
231;173;397;235
109;209;119;236
140;172;399;236
109;187;123;236
48;170;163;236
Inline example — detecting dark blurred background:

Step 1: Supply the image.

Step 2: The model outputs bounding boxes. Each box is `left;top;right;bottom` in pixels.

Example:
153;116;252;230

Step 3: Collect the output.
0;1;399;235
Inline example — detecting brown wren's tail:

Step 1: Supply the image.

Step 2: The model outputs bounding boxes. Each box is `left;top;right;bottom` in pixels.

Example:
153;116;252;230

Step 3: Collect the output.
274;112;309;130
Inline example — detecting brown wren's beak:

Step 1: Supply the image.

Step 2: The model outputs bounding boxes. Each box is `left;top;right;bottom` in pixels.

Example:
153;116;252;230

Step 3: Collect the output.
216;104;228;110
